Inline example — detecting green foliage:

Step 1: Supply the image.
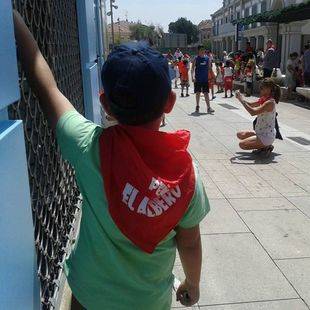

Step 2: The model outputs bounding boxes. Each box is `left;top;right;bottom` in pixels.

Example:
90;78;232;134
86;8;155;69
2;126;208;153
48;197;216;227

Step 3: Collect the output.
202;39;212;50
129;23;162;43
232;0;310;25
168;17;199;45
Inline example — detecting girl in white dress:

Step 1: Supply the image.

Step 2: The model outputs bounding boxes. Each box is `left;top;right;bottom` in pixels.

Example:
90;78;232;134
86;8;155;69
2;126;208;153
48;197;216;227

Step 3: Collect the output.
236;79;281;157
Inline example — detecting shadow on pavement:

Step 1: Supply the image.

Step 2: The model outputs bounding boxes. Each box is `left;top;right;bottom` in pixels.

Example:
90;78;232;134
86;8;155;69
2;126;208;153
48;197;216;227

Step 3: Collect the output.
230;151;282;165
189;112;209;117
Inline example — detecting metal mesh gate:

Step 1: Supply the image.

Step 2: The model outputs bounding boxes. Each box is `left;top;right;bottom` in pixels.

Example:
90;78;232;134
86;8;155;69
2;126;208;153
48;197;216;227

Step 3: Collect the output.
9;1;84;308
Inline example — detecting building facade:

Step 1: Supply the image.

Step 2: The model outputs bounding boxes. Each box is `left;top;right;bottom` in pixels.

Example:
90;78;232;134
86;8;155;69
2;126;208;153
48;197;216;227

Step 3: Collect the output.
108;20;136;45
198;19;213;45
211;0;310;71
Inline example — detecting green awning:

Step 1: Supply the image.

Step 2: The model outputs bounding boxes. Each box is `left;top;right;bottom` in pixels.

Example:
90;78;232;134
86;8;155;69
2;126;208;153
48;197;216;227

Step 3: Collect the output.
232;0;310;26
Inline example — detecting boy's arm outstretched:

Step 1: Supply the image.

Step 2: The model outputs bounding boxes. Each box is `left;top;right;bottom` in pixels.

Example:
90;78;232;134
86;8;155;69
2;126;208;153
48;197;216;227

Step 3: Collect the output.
13;11;74;129
176;225;202;306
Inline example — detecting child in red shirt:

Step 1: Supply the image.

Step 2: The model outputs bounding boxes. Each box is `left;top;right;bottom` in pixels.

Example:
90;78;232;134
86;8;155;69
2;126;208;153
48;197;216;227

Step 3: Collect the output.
179;59;190;97
224;61;234;98
208;68;216;100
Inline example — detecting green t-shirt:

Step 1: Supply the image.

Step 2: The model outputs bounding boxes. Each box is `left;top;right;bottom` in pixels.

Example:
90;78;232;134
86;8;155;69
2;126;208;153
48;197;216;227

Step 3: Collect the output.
56;110;210;310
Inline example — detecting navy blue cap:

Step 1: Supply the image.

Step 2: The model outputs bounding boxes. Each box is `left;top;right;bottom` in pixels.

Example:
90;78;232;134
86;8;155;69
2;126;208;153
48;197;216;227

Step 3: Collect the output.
101;41;171;124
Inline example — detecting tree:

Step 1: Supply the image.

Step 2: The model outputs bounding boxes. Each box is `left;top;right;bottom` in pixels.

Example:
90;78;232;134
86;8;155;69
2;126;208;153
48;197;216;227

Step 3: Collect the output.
202;39;212;51
130;23;162;45
168;18;199;45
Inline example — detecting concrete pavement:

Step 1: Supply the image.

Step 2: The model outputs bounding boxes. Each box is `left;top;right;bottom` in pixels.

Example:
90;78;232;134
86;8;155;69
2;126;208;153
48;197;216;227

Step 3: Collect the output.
169;87;310;309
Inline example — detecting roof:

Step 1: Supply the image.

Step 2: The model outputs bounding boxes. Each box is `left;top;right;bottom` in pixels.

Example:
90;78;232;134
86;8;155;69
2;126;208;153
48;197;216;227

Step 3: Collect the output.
211;7;224;18
198;20;212;30
107;20;137;34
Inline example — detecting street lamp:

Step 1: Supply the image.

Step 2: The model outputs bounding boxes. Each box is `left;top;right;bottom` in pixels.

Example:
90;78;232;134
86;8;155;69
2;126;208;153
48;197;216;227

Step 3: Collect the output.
107;0;118;47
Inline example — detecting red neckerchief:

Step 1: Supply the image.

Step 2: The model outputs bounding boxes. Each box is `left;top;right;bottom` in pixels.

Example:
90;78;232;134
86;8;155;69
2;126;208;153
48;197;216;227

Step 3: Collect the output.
257;96;272;105
99;125;195;254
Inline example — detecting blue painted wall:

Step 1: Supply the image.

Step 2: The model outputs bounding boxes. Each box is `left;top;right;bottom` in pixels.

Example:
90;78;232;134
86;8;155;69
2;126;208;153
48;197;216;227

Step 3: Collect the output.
0;121;40;310
0;0;19;109
0;2;40;309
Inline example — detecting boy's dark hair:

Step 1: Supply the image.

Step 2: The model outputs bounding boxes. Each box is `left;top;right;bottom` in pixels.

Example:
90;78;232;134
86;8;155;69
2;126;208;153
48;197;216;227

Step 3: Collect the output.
198;45;204;51
101;42;171;125
305;44;310;50
225;60;230;67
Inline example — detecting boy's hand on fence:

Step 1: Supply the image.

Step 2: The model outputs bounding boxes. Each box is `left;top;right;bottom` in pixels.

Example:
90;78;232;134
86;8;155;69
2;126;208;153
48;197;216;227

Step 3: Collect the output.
176;279;200;307
13;9;74;129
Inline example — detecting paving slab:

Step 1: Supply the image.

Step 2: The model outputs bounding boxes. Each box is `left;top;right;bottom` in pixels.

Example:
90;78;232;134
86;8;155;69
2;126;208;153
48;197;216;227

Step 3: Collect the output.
265;177;308;196
239;210;310;259
200;199;249;235
168;87;310;309
200;173;225;199
214;181;253;199
229;198;296;211
173;234;297;306
287;196;310;218
287;173;310;192
276;258;310;308
199;299;308;310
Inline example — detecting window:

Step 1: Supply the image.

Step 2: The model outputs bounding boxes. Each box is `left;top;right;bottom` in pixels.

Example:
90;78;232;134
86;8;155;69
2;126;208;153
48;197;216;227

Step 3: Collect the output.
261;1;267;13
260;1;267;25
244;8;250;30
252;4;258;28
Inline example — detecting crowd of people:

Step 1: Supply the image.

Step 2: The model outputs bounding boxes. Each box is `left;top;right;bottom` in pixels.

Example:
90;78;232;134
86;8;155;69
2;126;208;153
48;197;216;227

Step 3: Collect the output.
165;44;285;157
219;40;310;99
286;44;310;99
166;40;282;105
167;46;216;114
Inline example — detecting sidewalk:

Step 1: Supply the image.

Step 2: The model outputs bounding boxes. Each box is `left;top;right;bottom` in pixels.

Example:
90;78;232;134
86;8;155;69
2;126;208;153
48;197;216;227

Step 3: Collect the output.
169;88;310;309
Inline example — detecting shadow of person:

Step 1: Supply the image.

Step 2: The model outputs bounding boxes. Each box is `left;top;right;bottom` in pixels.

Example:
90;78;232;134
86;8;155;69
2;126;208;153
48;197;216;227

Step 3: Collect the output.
230;151;281;165
189;112;208;117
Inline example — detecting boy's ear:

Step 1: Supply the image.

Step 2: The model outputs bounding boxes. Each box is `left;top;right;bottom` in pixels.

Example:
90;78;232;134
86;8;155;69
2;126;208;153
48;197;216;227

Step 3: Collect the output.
164;91;176;114
100;91;113;116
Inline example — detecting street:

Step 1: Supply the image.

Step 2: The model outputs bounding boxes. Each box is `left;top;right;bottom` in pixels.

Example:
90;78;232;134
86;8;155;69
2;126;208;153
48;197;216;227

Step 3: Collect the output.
168;88;310;309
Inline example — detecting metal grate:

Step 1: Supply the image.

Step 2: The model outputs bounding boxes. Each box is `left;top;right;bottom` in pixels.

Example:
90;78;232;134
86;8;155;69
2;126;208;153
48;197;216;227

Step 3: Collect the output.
9;1;84;308
288;136;310;146
218;103;239;110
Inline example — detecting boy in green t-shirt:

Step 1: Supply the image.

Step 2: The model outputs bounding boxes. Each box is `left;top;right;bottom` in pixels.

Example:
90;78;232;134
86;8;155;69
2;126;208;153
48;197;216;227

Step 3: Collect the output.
13;11;210;310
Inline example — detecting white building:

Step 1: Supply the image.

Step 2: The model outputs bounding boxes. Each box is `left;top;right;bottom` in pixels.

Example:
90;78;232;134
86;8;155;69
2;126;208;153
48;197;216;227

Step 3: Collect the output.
211;0;310;71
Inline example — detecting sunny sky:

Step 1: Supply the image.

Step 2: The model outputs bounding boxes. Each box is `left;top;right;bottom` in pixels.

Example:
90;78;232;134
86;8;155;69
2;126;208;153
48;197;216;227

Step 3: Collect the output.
113;0;223;31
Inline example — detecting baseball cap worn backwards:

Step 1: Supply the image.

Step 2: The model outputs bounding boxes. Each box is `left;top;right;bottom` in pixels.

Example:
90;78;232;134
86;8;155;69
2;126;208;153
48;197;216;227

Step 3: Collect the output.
101;41;171;125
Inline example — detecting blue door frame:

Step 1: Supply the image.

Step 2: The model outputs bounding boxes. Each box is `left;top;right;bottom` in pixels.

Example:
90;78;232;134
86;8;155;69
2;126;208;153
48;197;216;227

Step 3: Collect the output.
0;1;40;309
